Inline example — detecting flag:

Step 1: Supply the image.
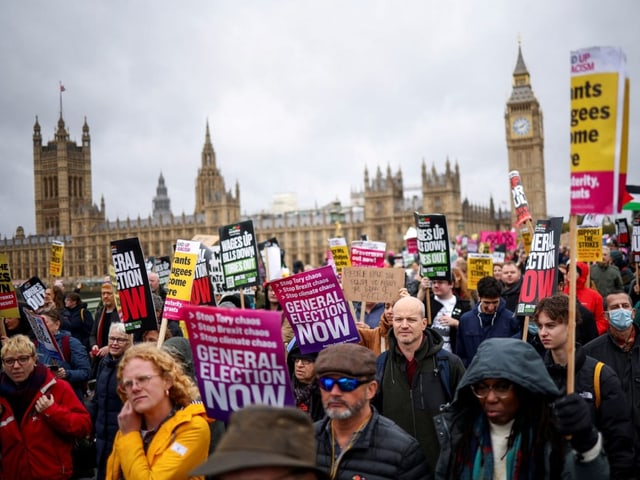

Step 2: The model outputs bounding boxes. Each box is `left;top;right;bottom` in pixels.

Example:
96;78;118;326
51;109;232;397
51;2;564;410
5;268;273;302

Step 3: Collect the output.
622;185;640;211
60;84;66;92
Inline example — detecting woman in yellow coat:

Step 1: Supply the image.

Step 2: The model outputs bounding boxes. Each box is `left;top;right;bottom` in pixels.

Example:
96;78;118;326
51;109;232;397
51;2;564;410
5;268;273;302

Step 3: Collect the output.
106;343;210;480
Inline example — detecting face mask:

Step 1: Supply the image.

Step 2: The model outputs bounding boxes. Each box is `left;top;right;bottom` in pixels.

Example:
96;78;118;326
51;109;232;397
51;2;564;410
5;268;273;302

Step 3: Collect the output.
528;323;539;336
608;308;633;331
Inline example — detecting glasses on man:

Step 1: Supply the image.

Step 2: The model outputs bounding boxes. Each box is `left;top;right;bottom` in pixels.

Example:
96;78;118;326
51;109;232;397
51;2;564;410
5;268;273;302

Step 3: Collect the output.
293;358;313;366
318;376;370;393
2;355;33;367
120;374;161;392
108;336;129;344
470;380;514;399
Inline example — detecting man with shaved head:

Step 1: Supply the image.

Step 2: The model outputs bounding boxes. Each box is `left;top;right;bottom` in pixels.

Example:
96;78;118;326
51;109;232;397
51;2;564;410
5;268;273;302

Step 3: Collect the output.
375;295;465;472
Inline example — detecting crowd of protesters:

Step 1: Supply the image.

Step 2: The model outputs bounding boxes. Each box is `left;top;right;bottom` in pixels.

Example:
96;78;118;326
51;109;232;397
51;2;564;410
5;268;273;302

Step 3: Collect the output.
0;234;638;479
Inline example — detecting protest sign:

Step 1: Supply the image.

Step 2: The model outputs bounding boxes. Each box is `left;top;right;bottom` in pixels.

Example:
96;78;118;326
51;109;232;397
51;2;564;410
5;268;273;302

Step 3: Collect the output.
479;231;517;253
49;241;64;277
328;237;351;274
24;309;64;362
576;227;603;262
154;256;172;289
509;171;533;226
632;217;640;264
190;243;215;306
270;265;359;354
111;238;156;333
467;254;493;290
570;46;629;214
492;245;506;265
405;227;418;255
414;213;451;281
615;218;630;248
341;266;405;303
350;240;386;268
19;276;47;311
517;218;562;315
183;304;294;422
163;239;200;321
0;254;19;319
219;220;259;289
262;244;283;281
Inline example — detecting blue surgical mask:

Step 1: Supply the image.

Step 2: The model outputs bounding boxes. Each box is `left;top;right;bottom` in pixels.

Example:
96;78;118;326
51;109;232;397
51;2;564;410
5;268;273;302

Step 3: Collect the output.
528;323;539;336
608;308;633;331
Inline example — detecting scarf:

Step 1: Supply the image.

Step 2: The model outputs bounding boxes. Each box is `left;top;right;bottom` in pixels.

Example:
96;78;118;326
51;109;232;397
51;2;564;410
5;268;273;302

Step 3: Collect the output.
458;414;532;480
0;363;49;425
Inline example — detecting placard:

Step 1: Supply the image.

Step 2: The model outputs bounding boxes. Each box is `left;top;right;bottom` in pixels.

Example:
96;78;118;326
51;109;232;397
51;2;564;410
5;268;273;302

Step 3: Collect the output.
0;255;19;319
414;213;451;281
467;254;493;290
341;266;406;303
218;220;259;289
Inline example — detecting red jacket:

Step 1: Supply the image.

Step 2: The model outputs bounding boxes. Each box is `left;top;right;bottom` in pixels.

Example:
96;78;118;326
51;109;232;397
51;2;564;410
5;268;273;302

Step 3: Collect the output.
564;262;609;335
0;365;92;480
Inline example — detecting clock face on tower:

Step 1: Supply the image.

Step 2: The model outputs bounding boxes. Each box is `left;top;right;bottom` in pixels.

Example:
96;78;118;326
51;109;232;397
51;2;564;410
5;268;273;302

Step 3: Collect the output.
512;117;531;136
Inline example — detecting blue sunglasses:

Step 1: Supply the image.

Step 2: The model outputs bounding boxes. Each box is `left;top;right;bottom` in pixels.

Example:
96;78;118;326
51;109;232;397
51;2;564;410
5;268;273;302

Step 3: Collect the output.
318;376;370;392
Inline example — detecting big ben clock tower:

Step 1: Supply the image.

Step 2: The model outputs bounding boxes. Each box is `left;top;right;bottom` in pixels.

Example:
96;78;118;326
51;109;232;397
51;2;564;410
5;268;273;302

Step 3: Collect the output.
505;43;547;224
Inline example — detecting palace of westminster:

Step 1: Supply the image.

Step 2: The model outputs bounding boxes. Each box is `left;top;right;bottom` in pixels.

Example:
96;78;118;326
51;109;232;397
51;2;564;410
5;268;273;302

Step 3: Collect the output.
1;47;547;283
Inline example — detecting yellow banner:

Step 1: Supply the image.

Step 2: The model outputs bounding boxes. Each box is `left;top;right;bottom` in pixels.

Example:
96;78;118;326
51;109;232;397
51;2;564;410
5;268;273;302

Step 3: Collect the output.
49;241;64;277
576;227;603;262
467;254;493;290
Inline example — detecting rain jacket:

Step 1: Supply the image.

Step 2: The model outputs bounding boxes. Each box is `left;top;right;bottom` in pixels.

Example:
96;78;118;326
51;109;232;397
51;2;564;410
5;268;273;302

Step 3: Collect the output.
106;401;210;480
434;338;610;479
0;364;92;480
376;327;465;469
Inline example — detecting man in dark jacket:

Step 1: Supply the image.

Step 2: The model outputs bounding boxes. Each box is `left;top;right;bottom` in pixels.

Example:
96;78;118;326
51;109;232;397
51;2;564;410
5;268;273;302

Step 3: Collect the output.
534;293;634;478
376;295;465;471
314;343;431;479
456;276;520;367
584;291;640;472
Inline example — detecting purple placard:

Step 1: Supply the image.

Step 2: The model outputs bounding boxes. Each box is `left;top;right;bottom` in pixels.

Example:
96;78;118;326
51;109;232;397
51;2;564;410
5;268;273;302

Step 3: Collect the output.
270;265;360;354
182;304;294;422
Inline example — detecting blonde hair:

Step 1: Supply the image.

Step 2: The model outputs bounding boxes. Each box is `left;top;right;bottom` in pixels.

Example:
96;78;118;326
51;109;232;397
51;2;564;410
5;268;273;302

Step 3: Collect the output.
116;342;199;406
1;334;36;359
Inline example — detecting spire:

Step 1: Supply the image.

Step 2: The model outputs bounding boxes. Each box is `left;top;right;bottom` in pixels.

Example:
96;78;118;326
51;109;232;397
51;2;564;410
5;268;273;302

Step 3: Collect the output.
201;120;217;169
33;116;41;145
513;42;528;77
152;171;172;219
509;41;535;102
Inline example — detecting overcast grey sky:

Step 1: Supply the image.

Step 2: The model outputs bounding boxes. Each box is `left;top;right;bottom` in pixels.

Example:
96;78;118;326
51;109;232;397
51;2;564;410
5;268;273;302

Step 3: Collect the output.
1;1;638;238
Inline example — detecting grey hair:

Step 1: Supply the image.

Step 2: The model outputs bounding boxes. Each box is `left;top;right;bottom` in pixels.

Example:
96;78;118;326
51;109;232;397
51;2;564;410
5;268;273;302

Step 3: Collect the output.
108;322;127;336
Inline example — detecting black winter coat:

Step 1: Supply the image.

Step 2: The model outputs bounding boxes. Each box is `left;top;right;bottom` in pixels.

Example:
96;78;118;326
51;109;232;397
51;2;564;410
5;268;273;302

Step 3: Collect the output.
315;407;432;480
87;354;124;480
544;346;635;478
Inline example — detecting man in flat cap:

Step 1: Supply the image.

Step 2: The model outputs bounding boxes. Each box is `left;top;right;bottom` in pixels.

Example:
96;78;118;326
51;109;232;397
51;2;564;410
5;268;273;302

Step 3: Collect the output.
313;343;431;480
189;404;329;479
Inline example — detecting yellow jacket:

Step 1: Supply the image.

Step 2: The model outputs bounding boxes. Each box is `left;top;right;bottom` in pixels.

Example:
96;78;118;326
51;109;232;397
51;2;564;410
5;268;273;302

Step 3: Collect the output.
106;402;210;480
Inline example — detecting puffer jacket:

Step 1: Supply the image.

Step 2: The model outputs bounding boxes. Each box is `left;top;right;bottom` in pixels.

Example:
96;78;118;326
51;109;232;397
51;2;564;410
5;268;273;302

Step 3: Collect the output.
106;401;210;480
434;337;609;479
36;329;92;399
564;262;608;335
62;302;94;352
376;328;465;469
0;364;92;480
315;406;432;479
87;353;124;480
544;346;635;478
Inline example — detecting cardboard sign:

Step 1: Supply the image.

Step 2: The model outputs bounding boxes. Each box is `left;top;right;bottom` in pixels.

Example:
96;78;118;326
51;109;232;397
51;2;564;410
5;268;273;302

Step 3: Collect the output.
328;237;351;274
49;241;64;277
270;265;359;354
219;220;260;289
18;276;47;311
414;213;451;281
341;266;406;303
183;304;294;422
0;255;19;319
350;240;386;268
467;254;493;290
576;227;603;262
111;238;157;333
517;218;562;315
163;239;200;321
509;170;533;226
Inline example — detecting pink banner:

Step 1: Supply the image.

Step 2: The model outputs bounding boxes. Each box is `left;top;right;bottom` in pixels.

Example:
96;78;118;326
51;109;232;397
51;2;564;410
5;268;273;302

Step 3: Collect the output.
479;231;517;252
182;305;294;422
